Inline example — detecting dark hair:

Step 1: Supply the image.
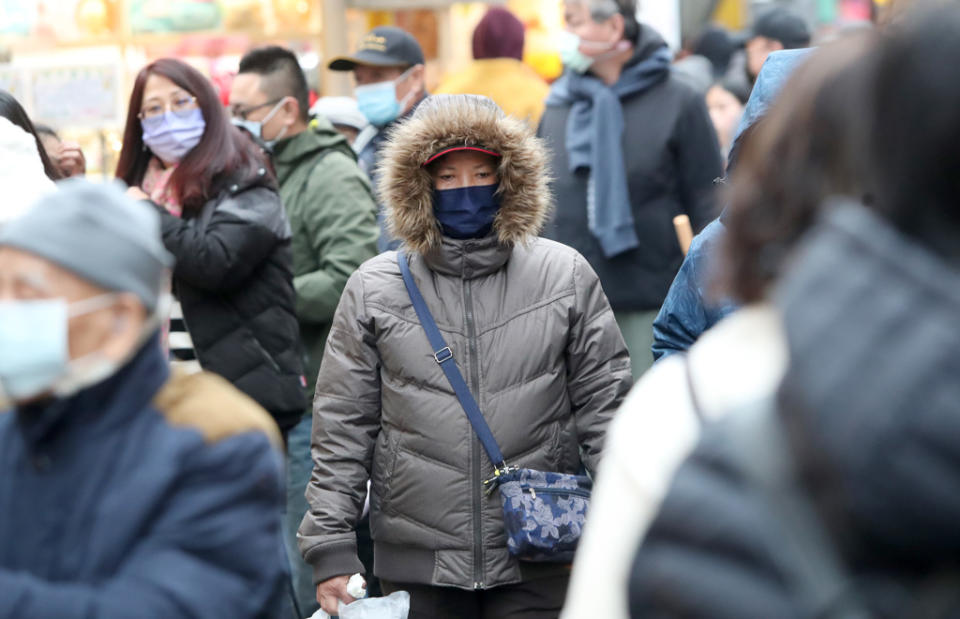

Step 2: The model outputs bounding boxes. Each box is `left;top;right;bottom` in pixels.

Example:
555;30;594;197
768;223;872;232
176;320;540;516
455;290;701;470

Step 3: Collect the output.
613;0;641;42
867;6;960;266
714;76;750;106
0;90;62;180
579;0;640;42
115;58;266;213
720;34;875;303
33;123;60;140
238;46;311;123
693;25;739;77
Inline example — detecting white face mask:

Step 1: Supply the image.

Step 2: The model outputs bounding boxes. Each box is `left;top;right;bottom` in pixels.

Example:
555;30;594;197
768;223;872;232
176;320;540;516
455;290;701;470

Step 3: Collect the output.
231;98;289;148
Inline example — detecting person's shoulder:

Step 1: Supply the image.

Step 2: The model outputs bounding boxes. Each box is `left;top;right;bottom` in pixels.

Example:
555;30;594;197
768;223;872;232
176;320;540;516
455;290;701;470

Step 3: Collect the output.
306;149;369;189
515;238;584;273
609;353;699;451
357;250;400;275
152;370;283;451
686;303;788;415
687;219;726;256
347;250;403;300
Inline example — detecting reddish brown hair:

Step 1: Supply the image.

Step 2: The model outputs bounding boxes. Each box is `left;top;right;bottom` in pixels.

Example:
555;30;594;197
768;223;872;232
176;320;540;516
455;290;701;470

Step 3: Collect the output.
115;58;266;213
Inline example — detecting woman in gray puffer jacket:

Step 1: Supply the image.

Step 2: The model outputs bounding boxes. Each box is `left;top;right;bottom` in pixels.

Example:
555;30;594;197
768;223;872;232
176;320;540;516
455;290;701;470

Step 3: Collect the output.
299;94;631;618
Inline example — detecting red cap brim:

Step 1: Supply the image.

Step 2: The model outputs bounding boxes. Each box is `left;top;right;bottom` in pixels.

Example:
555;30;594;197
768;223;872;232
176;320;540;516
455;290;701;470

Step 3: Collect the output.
423;146;501;167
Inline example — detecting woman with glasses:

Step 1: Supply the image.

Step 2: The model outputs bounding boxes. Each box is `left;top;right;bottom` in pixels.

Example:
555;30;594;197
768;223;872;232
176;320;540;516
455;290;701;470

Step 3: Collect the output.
116;58;307;439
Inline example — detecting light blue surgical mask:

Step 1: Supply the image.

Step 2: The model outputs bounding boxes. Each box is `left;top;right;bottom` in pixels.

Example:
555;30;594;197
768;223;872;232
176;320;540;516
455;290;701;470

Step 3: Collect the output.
557;31;596;74
557;31;626;75
0;294;119;405
355;67;417;127
230;98;288;148
141;108;206;164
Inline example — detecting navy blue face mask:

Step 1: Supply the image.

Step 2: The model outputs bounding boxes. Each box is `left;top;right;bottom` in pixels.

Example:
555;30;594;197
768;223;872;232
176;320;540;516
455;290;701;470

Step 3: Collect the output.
433;184;501;240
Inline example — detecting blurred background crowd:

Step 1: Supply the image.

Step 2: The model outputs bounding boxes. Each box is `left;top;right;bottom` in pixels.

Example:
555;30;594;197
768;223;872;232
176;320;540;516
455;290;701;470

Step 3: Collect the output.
0;0;894;179
2;1;959;619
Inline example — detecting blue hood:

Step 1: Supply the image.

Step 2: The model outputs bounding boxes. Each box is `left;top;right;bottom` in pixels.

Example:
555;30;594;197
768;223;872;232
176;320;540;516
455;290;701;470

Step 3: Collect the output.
732;48;813;144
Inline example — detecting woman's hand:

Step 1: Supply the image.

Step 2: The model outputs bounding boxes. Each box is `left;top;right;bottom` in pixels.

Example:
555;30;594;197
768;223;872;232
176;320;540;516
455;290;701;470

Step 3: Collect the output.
126;186;150;201
316;574;356;615
56;141;86;177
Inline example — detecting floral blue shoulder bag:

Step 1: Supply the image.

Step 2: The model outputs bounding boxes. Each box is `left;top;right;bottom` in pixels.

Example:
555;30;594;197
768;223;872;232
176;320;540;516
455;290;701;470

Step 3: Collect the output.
398;252;591;562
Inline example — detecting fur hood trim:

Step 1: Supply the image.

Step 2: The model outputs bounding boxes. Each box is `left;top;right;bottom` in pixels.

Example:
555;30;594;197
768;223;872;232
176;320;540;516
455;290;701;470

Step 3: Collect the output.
378;94;553;254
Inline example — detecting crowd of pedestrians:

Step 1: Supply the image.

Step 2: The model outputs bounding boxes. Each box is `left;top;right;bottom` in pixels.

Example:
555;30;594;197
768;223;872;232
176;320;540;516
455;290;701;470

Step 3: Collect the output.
2;0;959;618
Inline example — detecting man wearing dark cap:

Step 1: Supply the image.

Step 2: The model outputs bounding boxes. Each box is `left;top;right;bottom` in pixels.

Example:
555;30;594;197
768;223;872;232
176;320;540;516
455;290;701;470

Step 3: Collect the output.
745;7;812;82
0;180;288;618
329;26;428;251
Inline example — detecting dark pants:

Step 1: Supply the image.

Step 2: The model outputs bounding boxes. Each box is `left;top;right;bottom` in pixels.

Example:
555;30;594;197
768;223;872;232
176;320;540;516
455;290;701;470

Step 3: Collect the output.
381;575;568;619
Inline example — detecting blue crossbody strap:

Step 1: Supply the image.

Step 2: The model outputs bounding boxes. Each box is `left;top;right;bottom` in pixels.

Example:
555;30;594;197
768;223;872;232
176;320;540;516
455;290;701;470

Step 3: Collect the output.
397;252;509;473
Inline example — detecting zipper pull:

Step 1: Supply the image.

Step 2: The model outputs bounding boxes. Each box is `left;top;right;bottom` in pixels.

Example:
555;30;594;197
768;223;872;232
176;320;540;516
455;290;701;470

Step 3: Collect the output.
528;487;537;500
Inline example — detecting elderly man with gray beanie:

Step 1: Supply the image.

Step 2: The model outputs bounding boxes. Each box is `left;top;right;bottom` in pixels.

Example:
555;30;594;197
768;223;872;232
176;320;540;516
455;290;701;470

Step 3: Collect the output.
0;179;289;619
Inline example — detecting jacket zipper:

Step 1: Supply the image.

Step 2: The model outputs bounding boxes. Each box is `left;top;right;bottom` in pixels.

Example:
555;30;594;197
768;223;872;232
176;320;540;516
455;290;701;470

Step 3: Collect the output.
523;487;592;499
464;277;485;590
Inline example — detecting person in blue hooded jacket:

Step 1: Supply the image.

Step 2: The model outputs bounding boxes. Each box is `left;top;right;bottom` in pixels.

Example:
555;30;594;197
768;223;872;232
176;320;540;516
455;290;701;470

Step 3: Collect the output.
651;48;812;361
0;180;288;619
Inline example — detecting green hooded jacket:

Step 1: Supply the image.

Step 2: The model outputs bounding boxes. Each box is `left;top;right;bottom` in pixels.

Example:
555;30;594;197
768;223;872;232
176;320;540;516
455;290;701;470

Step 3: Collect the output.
272;117;379;395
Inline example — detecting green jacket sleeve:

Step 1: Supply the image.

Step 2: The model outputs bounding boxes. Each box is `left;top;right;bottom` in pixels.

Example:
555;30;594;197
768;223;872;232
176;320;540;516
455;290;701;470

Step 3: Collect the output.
294;152;379;324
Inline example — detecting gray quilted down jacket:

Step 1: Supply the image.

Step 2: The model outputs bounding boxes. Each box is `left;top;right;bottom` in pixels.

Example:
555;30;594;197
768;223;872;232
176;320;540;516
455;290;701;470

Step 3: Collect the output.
298;95;632;591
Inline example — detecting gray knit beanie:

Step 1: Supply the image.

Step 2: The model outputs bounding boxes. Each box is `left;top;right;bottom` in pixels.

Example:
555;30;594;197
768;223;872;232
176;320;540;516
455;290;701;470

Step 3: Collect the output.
0;178;173;311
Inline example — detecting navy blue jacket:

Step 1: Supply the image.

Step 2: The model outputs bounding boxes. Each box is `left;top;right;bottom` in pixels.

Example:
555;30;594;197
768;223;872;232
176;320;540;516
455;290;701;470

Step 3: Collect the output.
651;219;736;360
0;340;287;619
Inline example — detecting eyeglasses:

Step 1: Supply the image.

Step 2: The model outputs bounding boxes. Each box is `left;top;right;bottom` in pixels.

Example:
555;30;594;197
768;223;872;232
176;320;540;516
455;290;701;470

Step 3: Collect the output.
229;99;282;121
138;95;198;120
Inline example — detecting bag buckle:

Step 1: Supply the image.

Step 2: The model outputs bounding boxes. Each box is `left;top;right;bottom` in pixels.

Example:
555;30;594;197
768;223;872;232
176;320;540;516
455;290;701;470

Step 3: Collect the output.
434;347;454;364
483;463;518;496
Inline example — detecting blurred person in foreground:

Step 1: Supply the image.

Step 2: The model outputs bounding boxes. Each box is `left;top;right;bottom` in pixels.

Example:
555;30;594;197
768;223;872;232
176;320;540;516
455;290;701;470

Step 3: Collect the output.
300;94;631;618
310;96;369;147
0;90;61;181
35;124;86;178
117;58;307;437
561;35;873;619
435;7;550;126
231;44;379;614
328;26;428;251
629;8;960;616
0;116;55;226
651;48;812;361
540;0;723;378
0;180;287;619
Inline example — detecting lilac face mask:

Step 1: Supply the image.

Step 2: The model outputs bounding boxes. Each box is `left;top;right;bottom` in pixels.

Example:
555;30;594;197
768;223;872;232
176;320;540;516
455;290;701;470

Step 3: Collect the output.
141;108;206;163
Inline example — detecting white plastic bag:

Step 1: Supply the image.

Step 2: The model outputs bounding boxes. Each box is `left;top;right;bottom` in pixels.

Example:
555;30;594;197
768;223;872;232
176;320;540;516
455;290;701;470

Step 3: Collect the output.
307;591;410;619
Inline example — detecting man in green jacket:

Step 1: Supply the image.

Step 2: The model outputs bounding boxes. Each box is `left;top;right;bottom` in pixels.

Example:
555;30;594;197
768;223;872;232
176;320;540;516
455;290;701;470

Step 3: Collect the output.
230;45;379;615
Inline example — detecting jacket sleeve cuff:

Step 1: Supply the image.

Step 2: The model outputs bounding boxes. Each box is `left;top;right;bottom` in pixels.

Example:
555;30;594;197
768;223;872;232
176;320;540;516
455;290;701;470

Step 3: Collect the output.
306;541;365;586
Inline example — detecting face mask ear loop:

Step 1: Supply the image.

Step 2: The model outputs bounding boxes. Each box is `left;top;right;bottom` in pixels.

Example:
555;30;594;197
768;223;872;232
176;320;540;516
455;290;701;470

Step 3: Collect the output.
395;66;420;109
261;97;288;126
66;293;121;319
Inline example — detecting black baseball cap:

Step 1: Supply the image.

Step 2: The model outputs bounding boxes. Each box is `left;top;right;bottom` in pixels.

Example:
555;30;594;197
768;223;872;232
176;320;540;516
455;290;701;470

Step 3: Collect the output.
751;8;811;49
328;27;425;71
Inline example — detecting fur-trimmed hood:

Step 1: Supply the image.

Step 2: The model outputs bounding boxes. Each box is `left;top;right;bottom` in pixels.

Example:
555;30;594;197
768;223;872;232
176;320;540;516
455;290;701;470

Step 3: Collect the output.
378;94;552;255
